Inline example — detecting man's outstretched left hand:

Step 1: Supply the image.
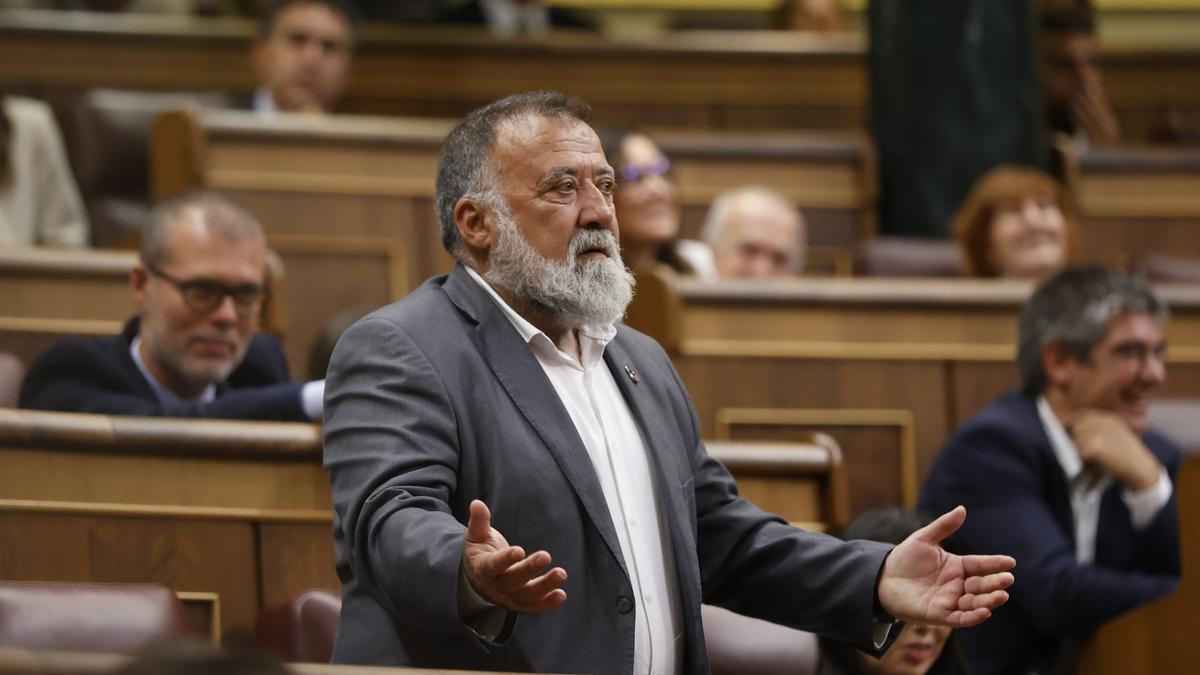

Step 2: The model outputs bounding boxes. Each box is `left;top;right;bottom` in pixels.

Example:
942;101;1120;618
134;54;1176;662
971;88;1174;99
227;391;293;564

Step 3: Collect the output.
878;506;1015;628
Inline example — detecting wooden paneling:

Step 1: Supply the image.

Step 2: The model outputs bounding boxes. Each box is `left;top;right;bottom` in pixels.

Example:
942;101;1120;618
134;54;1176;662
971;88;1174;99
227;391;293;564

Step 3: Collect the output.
1078;455;1200;675
3;9;1199;137
0;513;260;641
715;407;916;518
1063;143;1200;268
707;437;849;532
631;274;1200;497
0;410;337;638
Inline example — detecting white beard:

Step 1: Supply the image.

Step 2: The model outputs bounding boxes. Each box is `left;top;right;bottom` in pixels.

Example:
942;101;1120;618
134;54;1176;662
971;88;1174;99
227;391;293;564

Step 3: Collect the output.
484;201;635;328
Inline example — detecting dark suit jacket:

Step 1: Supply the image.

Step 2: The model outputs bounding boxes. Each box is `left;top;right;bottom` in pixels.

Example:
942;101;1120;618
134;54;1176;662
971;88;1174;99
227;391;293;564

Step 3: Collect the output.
19;317;306;421
323;265;893;673
919;390;1181;675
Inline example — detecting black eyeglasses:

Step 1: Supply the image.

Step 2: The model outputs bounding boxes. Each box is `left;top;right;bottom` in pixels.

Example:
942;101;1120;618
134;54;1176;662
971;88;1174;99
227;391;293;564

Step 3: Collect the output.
145;262;268;317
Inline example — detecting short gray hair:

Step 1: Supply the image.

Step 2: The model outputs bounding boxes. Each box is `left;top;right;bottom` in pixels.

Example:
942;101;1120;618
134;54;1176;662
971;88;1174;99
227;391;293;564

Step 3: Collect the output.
141;191;264;268
1018;265;1167;394
435;91;593;259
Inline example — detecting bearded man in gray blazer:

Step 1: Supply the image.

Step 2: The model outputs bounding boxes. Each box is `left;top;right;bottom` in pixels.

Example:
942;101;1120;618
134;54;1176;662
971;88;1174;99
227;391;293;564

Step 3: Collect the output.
322;91;1016;673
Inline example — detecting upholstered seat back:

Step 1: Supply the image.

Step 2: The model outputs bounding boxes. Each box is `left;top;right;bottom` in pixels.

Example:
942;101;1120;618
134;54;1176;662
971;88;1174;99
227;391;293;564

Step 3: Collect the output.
0;581;191;654
256;589;341;663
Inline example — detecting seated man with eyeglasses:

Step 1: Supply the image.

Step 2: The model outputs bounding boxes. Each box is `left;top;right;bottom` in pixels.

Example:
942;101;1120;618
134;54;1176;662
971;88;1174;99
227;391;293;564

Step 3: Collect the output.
19;192;322;422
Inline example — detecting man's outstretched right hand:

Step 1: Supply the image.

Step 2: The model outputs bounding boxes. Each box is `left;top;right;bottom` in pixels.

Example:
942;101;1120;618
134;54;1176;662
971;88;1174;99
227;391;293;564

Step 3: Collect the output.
463;499;568;614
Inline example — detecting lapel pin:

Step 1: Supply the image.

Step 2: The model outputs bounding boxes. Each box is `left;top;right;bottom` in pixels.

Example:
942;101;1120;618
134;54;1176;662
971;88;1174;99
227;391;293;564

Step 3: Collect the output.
624;364;640;384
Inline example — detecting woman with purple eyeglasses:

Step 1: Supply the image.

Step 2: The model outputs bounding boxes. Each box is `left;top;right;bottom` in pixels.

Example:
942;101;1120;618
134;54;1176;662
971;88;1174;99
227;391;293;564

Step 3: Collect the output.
598;129;701;276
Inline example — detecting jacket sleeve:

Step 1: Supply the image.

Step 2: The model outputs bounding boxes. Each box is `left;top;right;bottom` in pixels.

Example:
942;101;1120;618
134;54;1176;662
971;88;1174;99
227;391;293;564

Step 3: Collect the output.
322;316;483;642
649;336;892;650
919;425;1179;637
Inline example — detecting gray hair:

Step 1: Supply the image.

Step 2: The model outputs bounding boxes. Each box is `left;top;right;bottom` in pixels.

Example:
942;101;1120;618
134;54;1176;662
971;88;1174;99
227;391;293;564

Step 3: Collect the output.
1018;265;1167;394
435;91;593;259
701;185;806;271
141;191;264;268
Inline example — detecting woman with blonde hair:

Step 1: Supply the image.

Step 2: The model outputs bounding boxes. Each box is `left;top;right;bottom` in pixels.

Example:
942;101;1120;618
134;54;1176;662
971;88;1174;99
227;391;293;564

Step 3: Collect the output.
954;166;1080;279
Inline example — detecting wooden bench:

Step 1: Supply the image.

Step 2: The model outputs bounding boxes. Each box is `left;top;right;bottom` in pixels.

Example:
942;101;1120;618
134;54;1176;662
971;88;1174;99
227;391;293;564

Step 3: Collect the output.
626;271;1200;515
0;247;287;368
150;108;874;377
1061;141;1200;269
0;408;848;639
0;409;335;639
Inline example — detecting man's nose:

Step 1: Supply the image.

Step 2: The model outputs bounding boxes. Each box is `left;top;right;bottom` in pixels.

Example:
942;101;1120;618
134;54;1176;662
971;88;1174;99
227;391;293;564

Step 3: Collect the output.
580;184;616;229
209;294;240;325
1141;351;1167;386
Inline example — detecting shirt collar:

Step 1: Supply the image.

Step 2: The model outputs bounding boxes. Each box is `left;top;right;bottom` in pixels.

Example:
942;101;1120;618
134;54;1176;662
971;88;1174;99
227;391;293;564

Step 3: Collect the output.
463;265;616;369
130;336;217;407
253;88;278;116
1037;395;1084;482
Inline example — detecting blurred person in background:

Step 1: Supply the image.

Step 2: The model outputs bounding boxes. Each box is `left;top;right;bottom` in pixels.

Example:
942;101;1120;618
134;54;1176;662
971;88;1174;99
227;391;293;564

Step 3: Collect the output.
1041;0;1121;146
437;0;592;36
954;165;1079;280
599;128;705;275
251;0;356;114
818;509;969;675
0;95;89;247
701;185;806;279
20;192;323;421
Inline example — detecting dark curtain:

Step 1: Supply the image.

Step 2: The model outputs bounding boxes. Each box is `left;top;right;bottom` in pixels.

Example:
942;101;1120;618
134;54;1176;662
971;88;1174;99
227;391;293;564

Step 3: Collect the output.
869;0;1046;238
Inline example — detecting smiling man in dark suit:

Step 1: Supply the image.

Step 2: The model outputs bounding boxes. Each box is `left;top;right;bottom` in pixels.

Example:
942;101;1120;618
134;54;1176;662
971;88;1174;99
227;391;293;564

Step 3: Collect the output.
921;265;1181;675
323;91;1016;673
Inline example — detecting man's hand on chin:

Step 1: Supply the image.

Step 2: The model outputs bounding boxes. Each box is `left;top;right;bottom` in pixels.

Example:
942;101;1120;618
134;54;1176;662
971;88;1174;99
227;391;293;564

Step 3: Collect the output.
463;499;569;614
877;506;1016;628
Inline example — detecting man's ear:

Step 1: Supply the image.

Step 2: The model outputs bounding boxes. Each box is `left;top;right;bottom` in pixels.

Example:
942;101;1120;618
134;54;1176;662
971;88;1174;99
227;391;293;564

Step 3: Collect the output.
131;262;150;311
454;197;495;255
1041;341;1076;387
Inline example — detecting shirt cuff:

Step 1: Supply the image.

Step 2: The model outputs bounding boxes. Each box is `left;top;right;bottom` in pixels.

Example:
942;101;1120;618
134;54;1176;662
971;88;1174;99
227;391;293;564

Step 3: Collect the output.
872;620;896;649
300;380;325;422
1122;467;1172;530
457;560;509;641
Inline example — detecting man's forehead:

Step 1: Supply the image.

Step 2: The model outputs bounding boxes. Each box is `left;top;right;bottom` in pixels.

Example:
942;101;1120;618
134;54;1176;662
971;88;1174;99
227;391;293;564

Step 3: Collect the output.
492;115;609;173
1099;312;1165;345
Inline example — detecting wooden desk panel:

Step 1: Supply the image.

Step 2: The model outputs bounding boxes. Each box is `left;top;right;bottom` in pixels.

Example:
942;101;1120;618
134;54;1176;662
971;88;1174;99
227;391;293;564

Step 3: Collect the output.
1064;144;1200;268
630;274;1200;499
0;411;336;638
1078;454;1200;675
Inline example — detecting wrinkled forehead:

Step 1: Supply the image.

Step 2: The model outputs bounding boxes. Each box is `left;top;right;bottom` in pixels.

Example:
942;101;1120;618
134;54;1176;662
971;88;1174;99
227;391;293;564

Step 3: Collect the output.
490;114;608;173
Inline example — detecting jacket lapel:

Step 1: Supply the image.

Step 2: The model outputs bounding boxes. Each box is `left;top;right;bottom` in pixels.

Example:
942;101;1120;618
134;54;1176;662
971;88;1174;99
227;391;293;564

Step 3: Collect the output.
441;266;628;576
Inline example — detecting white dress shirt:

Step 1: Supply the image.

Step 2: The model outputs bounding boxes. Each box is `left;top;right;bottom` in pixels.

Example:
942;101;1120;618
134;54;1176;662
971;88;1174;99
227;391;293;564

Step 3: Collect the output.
465;267;683;675
1036;396;1173;565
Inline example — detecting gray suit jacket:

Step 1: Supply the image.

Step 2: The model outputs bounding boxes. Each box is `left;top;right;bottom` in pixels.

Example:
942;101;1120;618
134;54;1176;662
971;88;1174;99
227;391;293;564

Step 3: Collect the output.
323;265;891;673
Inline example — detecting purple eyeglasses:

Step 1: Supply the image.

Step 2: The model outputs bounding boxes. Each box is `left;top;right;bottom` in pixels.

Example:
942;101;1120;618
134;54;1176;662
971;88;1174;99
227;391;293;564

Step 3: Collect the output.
619;157;672;183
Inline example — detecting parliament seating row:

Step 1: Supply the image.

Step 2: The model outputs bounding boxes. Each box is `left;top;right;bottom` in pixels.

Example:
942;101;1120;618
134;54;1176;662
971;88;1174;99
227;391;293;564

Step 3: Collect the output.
144;107;1200;379
625;270;1200;507
0;406;1197;674
2;8;1198;137
7;243;1200;513
148;107;877;375
0;408;847;640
